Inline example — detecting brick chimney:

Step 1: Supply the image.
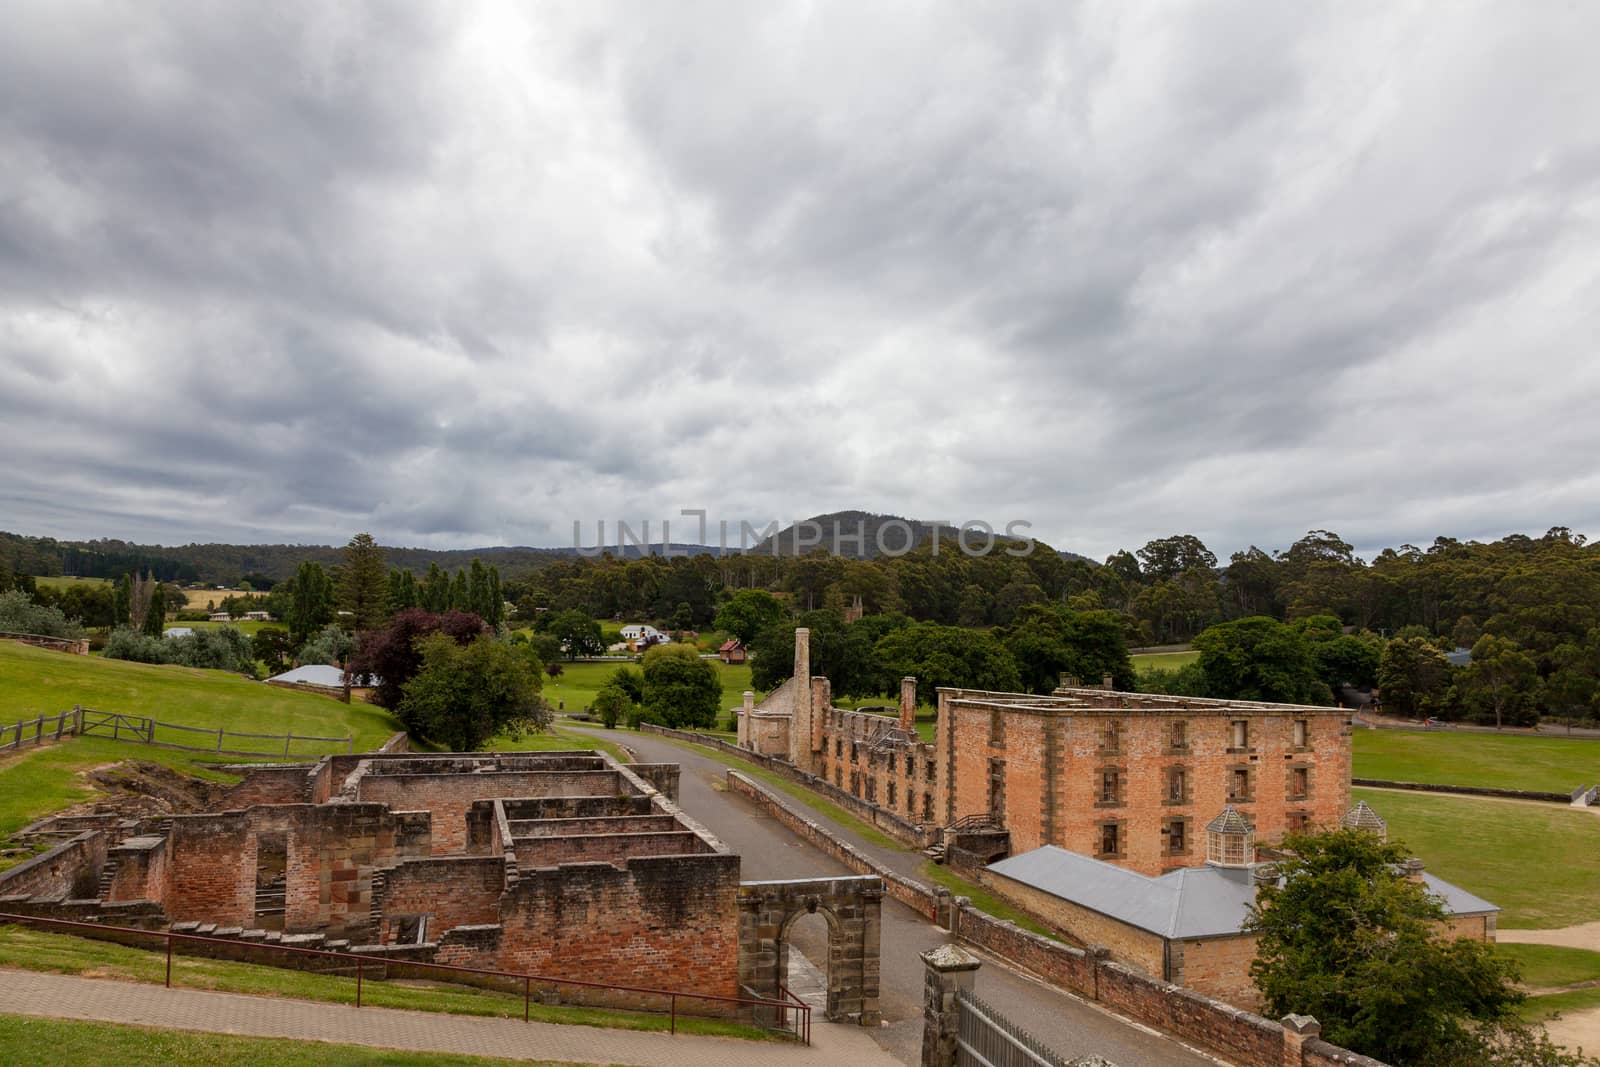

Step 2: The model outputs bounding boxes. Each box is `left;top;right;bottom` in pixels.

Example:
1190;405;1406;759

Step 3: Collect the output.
900;676;917;733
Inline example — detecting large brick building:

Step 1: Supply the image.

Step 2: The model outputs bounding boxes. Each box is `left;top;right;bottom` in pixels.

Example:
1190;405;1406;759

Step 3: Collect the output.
936;684;1353;876
739;629;1354;877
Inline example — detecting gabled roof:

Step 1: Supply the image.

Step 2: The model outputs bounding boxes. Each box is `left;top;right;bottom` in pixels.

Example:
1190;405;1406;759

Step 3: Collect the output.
718;639;743;652
986;844;1499;942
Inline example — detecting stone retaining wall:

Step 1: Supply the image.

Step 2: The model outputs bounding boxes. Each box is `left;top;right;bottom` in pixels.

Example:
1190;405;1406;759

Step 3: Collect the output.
1352;777;1570;803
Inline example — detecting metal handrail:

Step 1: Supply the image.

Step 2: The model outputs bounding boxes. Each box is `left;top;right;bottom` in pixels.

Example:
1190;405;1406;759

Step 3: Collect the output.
775;982;812;1045
0;912;808;1043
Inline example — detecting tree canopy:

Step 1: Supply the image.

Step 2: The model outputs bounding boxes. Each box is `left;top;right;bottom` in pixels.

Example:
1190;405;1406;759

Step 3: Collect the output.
1248;827;1595;1067
397;632;549;750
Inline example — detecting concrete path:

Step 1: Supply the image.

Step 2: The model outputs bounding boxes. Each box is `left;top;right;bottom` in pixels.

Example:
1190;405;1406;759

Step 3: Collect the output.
1499;921;1600;951
598;726;1227;1067
0;967;898;1066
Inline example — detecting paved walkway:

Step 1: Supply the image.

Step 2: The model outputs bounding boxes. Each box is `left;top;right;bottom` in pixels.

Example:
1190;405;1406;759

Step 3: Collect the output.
0;968;899;1066
596;726;1227;1067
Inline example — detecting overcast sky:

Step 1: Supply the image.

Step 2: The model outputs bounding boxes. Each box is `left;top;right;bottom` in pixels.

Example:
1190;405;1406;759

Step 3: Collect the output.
2;2;1597;563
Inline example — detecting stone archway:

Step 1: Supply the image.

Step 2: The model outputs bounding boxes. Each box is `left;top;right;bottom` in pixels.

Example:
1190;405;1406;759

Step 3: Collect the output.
737;874;882;1024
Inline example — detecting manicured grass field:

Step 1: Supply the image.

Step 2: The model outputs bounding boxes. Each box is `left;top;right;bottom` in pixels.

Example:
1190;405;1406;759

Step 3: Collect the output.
0;1015;584;1067
0;924;765;1041
1352;729;1600;793
1497;943;1600;989
1131;650;1199;674
1350;787;1600;929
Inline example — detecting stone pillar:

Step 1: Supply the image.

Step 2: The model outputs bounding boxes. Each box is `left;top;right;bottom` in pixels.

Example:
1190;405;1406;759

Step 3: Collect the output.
1281;1014;1321;1066
810;677;830;761
921;943;981;1067
790;628;812;769
737;691;754;747
900;676;917;733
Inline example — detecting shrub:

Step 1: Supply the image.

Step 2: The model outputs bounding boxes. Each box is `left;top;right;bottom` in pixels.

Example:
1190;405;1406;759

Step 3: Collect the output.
593;683;631;729
102;627;166;664
298;624;357;667
0;590;85;639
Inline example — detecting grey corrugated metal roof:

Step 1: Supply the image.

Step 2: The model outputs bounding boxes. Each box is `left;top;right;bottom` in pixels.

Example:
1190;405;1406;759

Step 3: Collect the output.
264;664;381;688
987;845;1498;940
1420;872;1498;915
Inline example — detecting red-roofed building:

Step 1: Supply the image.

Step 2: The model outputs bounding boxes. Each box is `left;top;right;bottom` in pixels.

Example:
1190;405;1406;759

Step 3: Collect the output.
718;639;746;664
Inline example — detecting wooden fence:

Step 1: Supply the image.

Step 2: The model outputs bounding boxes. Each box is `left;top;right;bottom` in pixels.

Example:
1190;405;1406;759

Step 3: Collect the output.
0;705;352;758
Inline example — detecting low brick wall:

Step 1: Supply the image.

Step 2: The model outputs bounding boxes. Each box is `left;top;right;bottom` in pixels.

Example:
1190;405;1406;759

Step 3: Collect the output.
0;831;106;900
1352;778;1570;803
641;723;937;847
727;769;1390;1067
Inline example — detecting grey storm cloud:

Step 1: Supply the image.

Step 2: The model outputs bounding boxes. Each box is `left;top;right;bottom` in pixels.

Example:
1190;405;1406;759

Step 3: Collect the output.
1;1;1598;560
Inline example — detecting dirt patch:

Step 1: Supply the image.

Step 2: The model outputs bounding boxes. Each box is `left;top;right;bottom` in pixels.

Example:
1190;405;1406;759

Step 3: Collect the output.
1544;1006;1600;1056
60;761;233;821
1501;922;1600;952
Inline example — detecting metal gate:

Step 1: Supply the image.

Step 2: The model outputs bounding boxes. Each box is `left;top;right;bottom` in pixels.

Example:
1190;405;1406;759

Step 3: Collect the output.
956;989;1072;1067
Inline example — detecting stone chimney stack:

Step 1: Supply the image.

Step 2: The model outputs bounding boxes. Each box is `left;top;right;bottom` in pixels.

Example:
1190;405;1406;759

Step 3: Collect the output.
1404;857;1425;883
900;676;917;733
1102;673;1115;690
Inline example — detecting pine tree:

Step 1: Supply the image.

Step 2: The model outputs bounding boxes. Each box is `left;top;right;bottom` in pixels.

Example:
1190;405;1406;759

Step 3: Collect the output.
469;559;491;620
449;569;469;613
487;565;504;627
114;574;132;627
421;564;449;613
141;584;166;637
336;533;389;631
288;561;335;645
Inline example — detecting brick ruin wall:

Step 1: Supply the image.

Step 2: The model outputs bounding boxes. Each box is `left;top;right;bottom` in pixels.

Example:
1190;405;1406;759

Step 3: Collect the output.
938;689;1353;875
355;769;626;854
496;852;742;999
817;708;940;827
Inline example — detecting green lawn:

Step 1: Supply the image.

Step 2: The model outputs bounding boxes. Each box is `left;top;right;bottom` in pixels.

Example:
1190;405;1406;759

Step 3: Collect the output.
1351;787;1600;929
1352;729;1600;793
0;1015;591;1067
0;640;399;747
1497;943;1600;989
1131;650;1199;674
0;924;765;1041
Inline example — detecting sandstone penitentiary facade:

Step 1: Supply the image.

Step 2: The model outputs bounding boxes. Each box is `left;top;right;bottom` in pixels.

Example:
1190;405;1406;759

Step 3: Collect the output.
739;628;1353;876
0;748;883;1023
936;687;1353;876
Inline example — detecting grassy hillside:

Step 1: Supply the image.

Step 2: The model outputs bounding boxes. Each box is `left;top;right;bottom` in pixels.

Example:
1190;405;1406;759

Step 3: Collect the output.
0;640;399;748
1352;729;1600;793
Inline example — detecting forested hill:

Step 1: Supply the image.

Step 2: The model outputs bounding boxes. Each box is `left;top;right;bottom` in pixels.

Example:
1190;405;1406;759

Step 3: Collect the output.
747;510;1093;561
0;532;572;584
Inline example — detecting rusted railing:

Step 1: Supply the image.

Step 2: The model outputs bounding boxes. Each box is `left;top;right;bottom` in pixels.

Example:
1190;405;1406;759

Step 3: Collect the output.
0;912;808;1043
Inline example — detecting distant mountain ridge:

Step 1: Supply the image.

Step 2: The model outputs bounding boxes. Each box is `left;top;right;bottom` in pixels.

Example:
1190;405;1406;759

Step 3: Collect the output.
1;510;1091;584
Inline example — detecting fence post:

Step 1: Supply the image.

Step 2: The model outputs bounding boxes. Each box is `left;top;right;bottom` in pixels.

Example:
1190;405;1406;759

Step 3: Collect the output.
356;956;363;1007
34;714;44;744
670;993;676;1035
284;733;293;757
920;944;980;1067
524;975;530;1022
74;704;82;735
166;933;173;988
217;727;225;752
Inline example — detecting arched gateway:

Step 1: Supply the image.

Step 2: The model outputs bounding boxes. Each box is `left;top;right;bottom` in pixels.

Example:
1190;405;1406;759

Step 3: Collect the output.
737;874;883;1024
